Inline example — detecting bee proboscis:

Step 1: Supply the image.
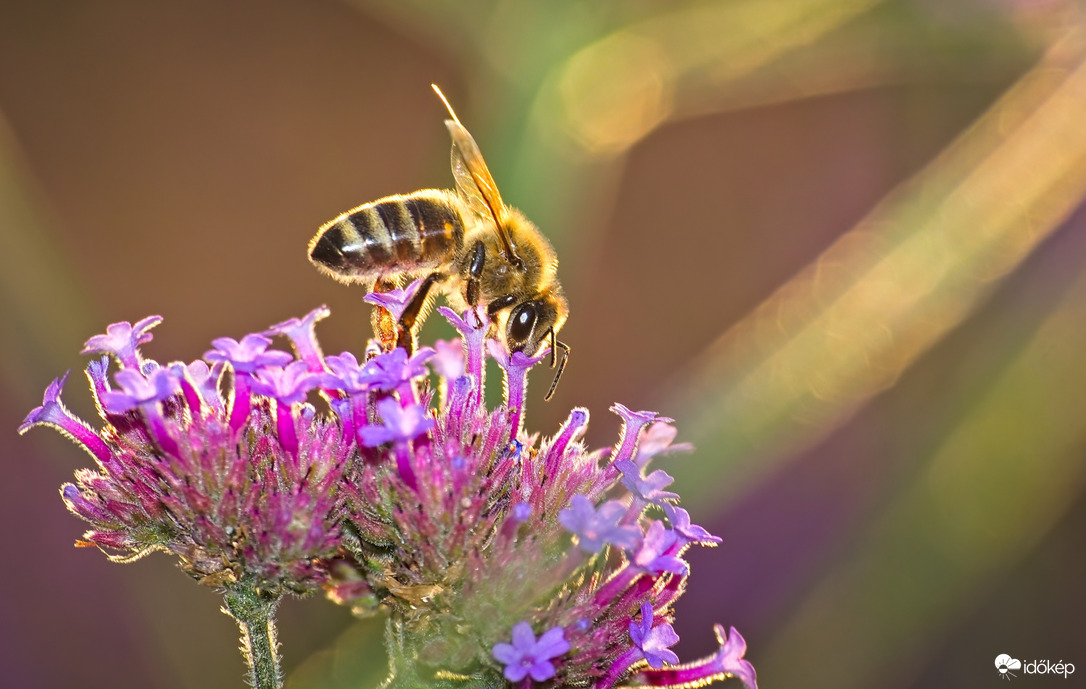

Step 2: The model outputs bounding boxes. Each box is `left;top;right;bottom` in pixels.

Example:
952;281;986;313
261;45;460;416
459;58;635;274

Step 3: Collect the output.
308;85;569;399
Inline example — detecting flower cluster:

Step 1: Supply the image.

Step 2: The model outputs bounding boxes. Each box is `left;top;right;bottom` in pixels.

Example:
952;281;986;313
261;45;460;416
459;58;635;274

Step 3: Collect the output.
21;281;755;689
20;313;349;593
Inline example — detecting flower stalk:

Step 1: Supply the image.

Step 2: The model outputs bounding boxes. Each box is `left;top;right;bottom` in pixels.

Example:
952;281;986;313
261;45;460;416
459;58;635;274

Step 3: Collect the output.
223;582;283;689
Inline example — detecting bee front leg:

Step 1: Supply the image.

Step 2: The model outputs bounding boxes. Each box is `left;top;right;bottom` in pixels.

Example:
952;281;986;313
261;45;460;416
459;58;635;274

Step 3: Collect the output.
462;241;490;329
465;240;486;307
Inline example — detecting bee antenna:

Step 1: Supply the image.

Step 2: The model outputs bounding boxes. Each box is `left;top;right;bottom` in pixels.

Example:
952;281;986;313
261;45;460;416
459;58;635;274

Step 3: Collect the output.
544;339;570;402
432;84;462;125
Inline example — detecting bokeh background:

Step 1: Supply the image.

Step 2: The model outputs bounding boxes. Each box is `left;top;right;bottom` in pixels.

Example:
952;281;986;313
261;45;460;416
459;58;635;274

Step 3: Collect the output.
3;1;1085;687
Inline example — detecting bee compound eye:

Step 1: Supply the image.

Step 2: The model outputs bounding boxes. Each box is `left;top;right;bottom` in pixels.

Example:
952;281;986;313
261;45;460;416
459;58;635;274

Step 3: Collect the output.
508;302;539;348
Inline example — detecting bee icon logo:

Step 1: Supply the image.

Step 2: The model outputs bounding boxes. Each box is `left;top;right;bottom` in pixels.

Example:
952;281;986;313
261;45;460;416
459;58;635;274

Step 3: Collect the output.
995;654;1022;680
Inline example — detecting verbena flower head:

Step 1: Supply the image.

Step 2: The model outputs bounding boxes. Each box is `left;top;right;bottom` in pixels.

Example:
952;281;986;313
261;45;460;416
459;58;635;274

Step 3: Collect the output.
20;308;350;594
325;304;757;689
23;300;756;689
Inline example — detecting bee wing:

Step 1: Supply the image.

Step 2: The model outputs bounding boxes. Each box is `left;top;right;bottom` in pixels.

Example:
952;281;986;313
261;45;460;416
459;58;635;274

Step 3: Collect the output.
445;118;522;266
446;118;504;224
431;84;523;269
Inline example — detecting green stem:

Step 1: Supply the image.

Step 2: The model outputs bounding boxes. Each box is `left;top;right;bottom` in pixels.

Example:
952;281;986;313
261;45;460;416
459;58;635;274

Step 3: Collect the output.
223;583;283;689
377;618;504;689
379;617;420;689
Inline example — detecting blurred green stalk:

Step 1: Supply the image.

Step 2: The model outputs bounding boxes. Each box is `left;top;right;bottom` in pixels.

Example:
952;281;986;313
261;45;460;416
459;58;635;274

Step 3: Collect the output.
760;220;1086;688
671;33;1086;507
0;115;96;399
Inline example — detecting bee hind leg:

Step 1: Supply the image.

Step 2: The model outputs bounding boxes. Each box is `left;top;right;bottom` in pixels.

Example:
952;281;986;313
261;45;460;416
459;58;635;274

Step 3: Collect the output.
371;278;400;352
395;271;444;352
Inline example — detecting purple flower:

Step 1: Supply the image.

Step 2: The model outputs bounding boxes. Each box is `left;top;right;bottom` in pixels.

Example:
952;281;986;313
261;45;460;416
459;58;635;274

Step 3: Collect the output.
98;367;181;414
204;334;292;374
357;348;434;391
323;352;368;394
363;278;425;322
712;626;758;689
612;403;663;426
251;361;322;458
266;305;330;370
664;504;722;546
492;622;570;682
19;372;114;466
558;495;640;553
251;361;319;406
608;403;670;480
488;339;549;439
486;339;549;371
437;306;489;391
359;398;434;446
615;458;679;504
636;626;758;689
631;520;688;575
431;338;465;380
634;421;693;467
81;316;162;369
436;304;487;336
177;359;225;414
205;333;294;433
324;351;361;376
630;603;680;668
19;369;67;430
85;356;111;403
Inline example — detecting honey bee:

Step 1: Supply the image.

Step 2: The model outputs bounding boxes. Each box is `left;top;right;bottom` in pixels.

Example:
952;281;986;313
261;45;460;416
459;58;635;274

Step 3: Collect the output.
308;85;569;399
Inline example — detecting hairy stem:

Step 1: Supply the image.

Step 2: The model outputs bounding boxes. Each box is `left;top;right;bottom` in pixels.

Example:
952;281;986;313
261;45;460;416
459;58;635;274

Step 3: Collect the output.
223;583;283;689
379;617;420;689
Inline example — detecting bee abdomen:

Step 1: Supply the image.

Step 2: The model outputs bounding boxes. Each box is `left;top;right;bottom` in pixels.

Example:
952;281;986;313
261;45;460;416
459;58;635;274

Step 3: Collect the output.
309;191;464;281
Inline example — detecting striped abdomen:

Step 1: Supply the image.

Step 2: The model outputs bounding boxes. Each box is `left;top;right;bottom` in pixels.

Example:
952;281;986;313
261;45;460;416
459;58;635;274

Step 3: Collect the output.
308;189;465;282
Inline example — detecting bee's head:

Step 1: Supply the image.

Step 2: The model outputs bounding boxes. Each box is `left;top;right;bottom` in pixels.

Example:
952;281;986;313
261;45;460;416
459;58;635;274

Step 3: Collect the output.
505;291;566;357
504;288;570;401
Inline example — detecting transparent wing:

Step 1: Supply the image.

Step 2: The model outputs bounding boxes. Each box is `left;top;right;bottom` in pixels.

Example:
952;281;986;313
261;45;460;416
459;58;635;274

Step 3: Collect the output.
446;119;522;267
447;118;503;225
434;84;521;265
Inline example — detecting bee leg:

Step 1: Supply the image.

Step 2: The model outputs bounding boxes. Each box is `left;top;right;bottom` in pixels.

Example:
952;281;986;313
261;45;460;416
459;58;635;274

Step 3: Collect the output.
395;272;444;353
466;240;486;306
544;338;570;402
486;294;517;318
371;278;399;352
465;241;487;327
548;327;557;368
